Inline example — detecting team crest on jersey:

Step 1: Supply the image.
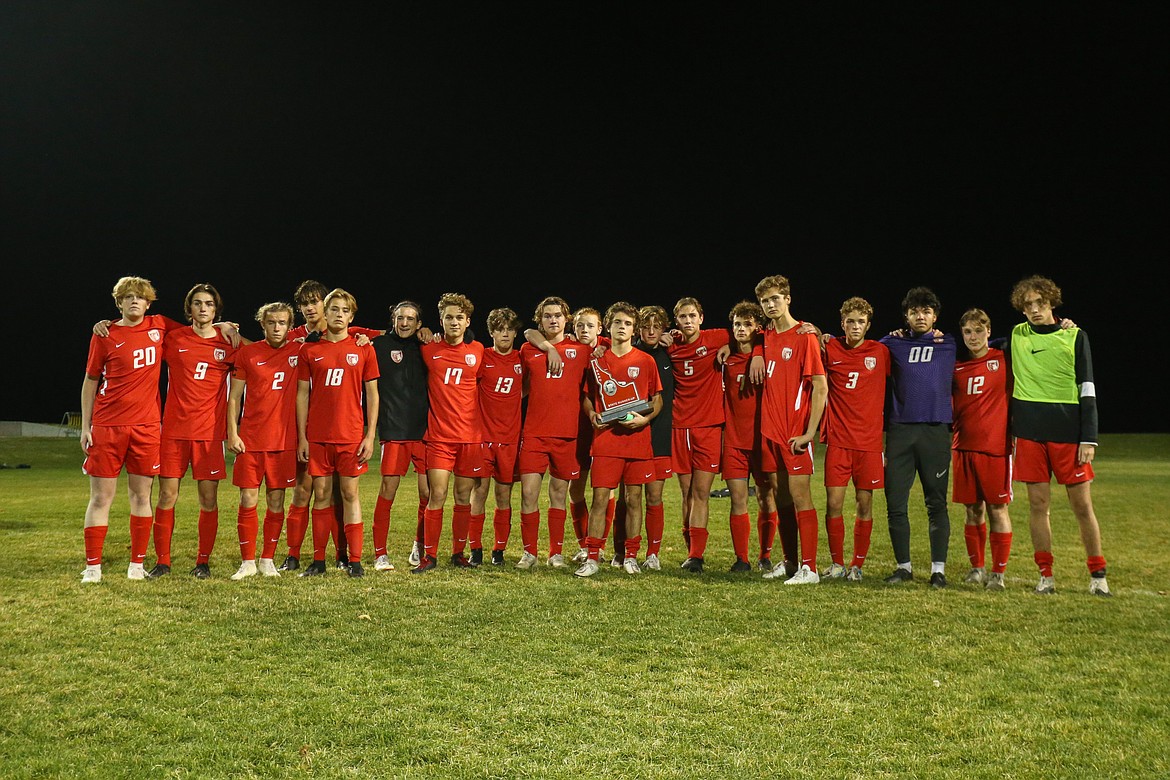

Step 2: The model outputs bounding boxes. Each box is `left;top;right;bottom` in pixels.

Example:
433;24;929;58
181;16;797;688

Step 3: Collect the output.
346;353;359;366
391;350;403;364
148;329;161;343
627;366;641;378
566;348;577;359
696;346;708;357
214;349;226;362
864;356;877;371
987;359;1000;372
513;364;522;375
288;355;298;367
465;354;477;367
782;347;793;361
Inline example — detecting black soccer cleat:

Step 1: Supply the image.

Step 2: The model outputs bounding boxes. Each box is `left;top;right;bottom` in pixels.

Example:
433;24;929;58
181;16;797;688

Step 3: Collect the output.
299;560;327;578
411;555;438;574
347;560;364;578
490;550;505;566
278;555;300;572
190;563;211;580
450;553;474;569
469;548;483;567
729;558;752;573
680;557;704;573
929;572;947;589
146;563;171;579
884;568;913;584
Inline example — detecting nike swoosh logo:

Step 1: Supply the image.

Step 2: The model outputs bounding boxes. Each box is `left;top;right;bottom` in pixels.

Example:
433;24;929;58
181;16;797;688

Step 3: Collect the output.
1031;349;1046;354
314;356;325;361
257;361;267;365
831;360;843;365
709;463;719;470
871;479;880;484
935;470;948;478
152;464;161;469
115;342;126;348
473;467;482;472
432;355;443;360
178;349;189;352
569;470;580;477
1075;471;1085;477
792;465;804;471
997;493;1009;498
955;366;969;371
211;469;221;475
644;473;653;478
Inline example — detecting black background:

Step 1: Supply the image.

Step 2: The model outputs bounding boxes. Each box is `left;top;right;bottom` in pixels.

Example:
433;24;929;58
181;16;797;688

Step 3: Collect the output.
3;3;1165;431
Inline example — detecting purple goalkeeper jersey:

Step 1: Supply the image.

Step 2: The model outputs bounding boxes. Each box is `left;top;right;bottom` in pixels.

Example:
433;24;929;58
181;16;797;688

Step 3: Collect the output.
880;330;956;425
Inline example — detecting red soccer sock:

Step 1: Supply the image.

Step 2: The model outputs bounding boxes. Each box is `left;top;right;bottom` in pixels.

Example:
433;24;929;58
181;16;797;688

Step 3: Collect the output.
990;531;1012;574
285;504;309;558
261;509;284;559
624;535;642;561
964;524;986;568
1034;550;1054;577
570;500;589;545
310;508;333;562
236;506;259;561
196;509;219;565
372;496;393;557
452;503;471;555
415;509;426;546
585;535;605;561
797;509;819;570
344;522;364;561
547;507;567;557
423;507;444;559
84;524;109;566
1087;555;1107;575
129;514;152;564
469;512;486;550
758;510;778;560
850;518;873;569
520;511;540;555
153;507;175;567
826;515;845;566
492;508;512;551
688;526;710;559
729;512;751;562
645;504;665;556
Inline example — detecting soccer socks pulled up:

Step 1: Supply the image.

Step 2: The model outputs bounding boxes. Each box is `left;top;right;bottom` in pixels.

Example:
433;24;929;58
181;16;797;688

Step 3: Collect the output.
468;511;486;551
492;508;512;551
570;499;589;546
797;509;819;570
261;509;284;560
310;507;334;562
850;518;873;569
423;507;444;559
196;509;219;565
1034;550;1054;578
129;514;152;564
825;515;845;566
372;496;393;557
688;527;710;559
729;512;751;562
343;521;364;562
547;507;567;557
989;531;1012;574
758;510;778;560
452;503;471;555
153;507;176;566
285;504;309;558
520;511;540;556
645;504;665;556
84;524;109;566
236;505;259;561
964;523;987;568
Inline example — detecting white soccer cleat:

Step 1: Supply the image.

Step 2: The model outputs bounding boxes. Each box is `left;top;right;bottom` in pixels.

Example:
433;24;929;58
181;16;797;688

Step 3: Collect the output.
642;553;661;571
127;562;146;580
784;564;821;585
408;541;422;568
230;560;258;581
257;558;280;577
1089;576;1112;597
985;571;1006;591
762;561;790;580
547;553;567;569
515;552;539;570
964;567;987;586
821;562;847;579
81;565;102;584
622;557;642;575
571;548;588;563
845;565;863;582
374;554;395;572
1034;575;1056;595
574;559;600;578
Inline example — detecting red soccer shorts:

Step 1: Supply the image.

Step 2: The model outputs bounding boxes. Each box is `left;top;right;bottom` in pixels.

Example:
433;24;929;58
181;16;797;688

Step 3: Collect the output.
721;444;771;484
482;441;519;484
1013;437;1094;486
763;436;816;476
650;455;673;481
380;440;426;477
424;441;484;478
824;445;884;489
519;436;581;481
308;441;368;478
590;455;656;489
231;449;298;490
83;424;161;479
671;426;723;476
160;437;226;480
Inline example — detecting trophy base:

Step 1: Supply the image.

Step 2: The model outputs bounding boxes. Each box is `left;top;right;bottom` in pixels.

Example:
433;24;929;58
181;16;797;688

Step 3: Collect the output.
597;399;652;424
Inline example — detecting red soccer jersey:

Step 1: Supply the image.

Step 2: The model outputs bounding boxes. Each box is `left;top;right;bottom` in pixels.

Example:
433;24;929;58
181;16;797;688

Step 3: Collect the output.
421;338;485;444
86;314;182;427
288;324;381;342
822;338;889;452
297;336;379;444
759;323;825;444
161;327;238;441
520;339;593;438
586;348;661;459
232;339;302;451
668;329;729;429
952;347;1011;455
478;347;523;444
722;351;763;451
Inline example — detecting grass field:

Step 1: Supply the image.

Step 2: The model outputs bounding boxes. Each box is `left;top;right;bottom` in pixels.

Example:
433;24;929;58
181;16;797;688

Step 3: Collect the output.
1;434;1167;779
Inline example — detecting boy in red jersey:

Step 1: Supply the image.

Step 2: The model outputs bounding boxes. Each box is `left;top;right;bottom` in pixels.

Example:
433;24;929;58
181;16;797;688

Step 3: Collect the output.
152;283;240;580
720;301;778;573
667;297;730;574
411;293;485;573
575;302;663;577
226;302;300;580
295;289;380;578
753;275;828;585
282;280;383;571
516;296;595;569
819;297;890;582
952;308;1014;591
472;307;525;566
80;276;188;583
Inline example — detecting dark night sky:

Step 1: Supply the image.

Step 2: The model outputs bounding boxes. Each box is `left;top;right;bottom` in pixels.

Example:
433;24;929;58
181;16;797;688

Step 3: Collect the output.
2;3;1166;431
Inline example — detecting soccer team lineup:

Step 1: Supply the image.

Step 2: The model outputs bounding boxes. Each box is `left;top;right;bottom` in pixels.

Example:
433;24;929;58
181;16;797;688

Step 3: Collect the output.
79;272;1109;596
